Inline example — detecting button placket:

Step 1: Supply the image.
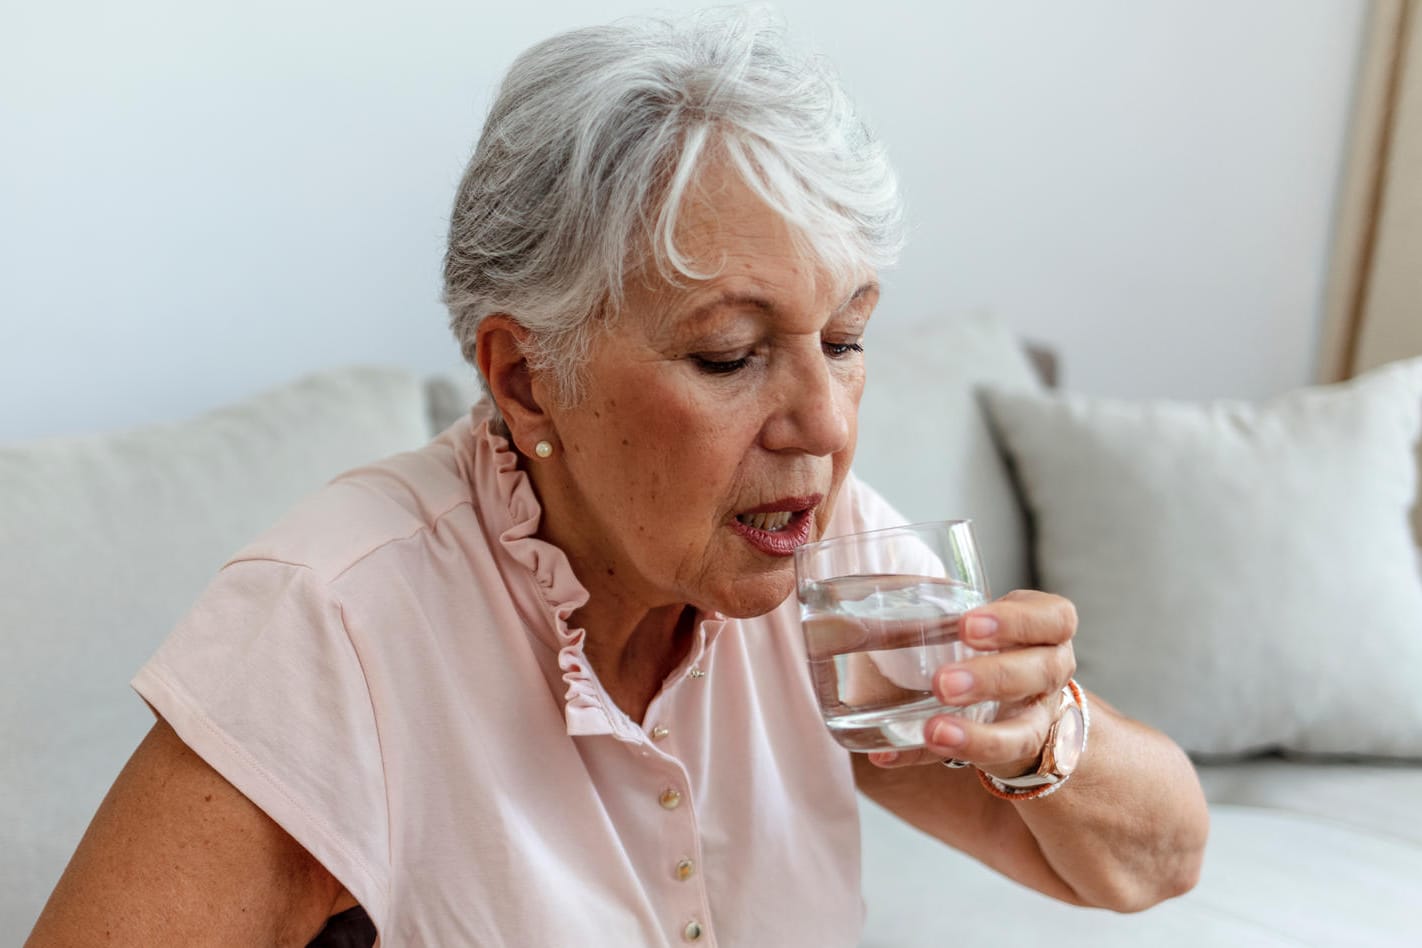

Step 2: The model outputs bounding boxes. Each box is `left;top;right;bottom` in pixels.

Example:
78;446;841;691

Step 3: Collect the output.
650;761;715;946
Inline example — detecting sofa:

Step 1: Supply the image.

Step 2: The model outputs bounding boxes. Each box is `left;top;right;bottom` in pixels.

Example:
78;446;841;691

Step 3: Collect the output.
5;314;1421;945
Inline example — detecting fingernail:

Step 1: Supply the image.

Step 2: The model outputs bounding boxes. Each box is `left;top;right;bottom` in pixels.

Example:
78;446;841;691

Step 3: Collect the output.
965;615;997;643
874;751;899;765
932;721;965;748
939;669;973;698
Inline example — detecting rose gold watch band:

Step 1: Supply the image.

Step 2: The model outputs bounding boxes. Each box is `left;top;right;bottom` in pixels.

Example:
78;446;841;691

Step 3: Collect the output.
978;680;1090;801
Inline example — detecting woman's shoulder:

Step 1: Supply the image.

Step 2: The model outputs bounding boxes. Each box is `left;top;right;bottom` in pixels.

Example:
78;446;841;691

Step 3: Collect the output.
229;421;483;585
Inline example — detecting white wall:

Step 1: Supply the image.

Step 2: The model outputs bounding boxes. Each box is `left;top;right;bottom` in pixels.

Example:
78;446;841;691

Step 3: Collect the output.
1;0;1367;442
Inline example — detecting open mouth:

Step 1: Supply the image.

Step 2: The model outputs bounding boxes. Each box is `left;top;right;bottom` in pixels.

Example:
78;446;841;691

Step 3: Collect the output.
730;494;823;555
735;510;796;532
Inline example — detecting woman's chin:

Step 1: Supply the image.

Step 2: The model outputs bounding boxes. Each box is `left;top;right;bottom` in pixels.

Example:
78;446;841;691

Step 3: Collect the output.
707;570;797;620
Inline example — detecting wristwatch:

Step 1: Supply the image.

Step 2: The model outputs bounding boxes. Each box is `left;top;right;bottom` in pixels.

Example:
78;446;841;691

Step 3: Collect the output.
988;680;1088;791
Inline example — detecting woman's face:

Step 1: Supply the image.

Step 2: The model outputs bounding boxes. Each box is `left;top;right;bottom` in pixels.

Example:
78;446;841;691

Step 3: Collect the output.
530;162;878;620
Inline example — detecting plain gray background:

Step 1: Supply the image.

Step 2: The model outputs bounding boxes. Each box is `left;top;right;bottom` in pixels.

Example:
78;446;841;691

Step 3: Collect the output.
0;0;1367;441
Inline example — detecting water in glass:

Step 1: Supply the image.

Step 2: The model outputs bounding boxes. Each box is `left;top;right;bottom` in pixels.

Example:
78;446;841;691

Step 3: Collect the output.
801;573;998;751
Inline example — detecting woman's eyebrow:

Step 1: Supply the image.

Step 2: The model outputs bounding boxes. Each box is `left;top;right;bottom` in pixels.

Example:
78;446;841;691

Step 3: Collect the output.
652;292;774;340
836;281;880;314
685;292;777;325
688;282;878;322
665;282;877;339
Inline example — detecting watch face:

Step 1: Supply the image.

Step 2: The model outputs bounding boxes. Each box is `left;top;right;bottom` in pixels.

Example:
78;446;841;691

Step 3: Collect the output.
1053;704;1086;775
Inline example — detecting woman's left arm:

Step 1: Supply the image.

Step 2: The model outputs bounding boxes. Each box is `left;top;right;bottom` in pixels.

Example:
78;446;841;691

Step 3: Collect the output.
852;590;1209;913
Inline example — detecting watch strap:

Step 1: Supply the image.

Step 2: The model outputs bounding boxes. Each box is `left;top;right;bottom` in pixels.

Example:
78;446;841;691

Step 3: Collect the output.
979;679;1090;802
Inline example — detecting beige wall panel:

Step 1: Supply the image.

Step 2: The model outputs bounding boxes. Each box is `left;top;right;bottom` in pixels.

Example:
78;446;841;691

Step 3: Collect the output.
1320;0;1408;383
1354;3;1422;373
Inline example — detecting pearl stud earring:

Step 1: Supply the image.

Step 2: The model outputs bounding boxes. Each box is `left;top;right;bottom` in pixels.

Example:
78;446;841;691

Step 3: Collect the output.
534;440;554;459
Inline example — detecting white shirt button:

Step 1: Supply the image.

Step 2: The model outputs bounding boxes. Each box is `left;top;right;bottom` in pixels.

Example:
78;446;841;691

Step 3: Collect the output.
651;725;670;740
659;787;682;810
674;858;695;881
683;920;704;941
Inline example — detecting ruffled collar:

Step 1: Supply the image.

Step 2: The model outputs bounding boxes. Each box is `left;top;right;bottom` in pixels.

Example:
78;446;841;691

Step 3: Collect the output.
466;401;726;741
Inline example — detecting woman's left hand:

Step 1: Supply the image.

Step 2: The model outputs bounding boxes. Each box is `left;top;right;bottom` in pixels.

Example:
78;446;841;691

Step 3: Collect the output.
868;589;1078;778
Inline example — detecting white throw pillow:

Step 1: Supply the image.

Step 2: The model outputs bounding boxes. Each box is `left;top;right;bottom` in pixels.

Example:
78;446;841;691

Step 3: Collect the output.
981;358;1422;758
853;313;1043;597
0;366;430;932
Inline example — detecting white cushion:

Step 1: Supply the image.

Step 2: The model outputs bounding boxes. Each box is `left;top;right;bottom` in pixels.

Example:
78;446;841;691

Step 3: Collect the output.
859;797;1422;947
1196;757;1422;846
853;313;1043;596
980;358;1422;757
0;366;430;935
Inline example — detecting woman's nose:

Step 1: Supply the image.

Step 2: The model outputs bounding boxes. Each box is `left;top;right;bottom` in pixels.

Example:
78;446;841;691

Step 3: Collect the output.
759;352;852;456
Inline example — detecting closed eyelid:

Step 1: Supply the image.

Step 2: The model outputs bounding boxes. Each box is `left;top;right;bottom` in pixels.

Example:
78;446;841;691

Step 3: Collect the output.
665;292;873;358
685;341;756;362
689;352;753;375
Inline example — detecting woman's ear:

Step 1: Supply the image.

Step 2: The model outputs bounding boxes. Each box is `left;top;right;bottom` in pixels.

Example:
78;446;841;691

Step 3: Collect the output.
475;316;552;452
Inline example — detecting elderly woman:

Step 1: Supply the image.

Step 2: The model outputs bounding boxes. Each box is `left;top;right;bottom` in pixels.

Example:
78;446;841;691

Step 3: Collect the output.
29;10;1207;946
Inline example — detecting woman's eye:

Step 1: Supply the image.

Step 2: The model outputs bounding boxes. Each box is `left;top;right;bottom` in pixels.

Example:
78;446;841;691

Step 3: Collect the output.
691;354;751;375
824;341;865;358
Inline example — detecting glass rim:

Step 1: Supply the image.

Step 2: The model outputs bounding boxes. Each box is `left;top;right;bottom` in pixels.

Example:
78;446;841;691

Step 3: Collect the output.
794;518;975;559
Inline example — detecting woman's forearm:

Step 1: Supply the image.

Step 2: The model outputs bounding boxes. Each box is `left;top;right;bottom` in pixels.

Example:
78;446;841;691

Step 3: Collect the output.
854;692;1208;913
1007;695;1208;911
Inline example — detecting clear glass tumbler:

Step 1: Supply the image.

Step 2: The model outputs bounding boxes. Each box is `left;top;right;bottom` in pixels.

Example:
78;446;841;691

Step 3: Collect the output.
794;520;999;752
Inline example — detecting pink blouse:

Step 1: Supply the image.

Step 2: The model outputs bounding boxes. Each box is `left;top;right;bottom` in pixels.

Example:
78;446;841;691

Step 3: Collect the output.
133;401;905;946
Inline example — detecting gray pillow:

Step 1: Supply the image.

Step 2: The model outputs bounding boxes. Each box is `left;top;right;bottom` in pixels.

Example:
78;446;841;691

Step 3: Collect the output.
982;357;1422;758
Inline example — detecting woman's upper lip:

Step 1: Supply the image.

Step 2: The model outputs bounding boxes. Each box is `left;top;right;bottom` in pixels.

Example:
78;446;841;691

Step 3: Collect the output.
737;493;823;515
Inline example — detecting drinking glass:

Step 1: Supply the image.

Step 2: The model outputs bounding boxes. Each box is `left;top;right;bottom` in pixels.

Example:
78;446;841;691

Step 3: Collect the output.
794;520;999;752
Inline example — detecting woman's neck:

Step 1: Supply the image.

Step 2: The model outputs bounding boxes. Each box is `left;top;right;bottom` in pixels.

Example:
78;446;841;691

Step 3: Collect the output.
572;598;698;725
524;454;702;721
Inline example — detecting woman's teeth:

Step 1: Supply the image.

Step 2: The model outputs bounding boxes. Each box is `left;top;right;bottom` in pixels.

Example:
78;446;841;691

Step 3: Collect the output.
737;511;794;532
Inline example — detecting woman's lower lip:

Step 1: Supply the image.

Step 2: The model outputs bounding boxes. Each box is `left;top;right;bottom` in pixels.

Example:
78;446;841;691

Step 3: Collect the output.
729;508;814;556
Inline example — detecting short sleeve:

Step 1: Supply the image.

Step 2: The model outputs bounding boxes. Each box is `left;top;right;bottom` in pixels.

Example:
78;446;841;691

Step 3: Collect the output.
132;558;390;925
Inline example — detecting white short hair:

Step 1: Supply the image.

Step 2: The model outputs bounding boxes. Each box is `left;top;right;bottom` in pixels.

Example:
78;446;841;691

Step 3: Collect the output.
443;6;904;407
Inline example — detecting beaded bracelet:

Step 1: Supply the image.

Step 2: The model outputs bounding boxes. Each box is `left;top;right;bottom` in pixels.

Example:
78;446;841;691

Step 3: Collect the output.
976;679;1090;802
